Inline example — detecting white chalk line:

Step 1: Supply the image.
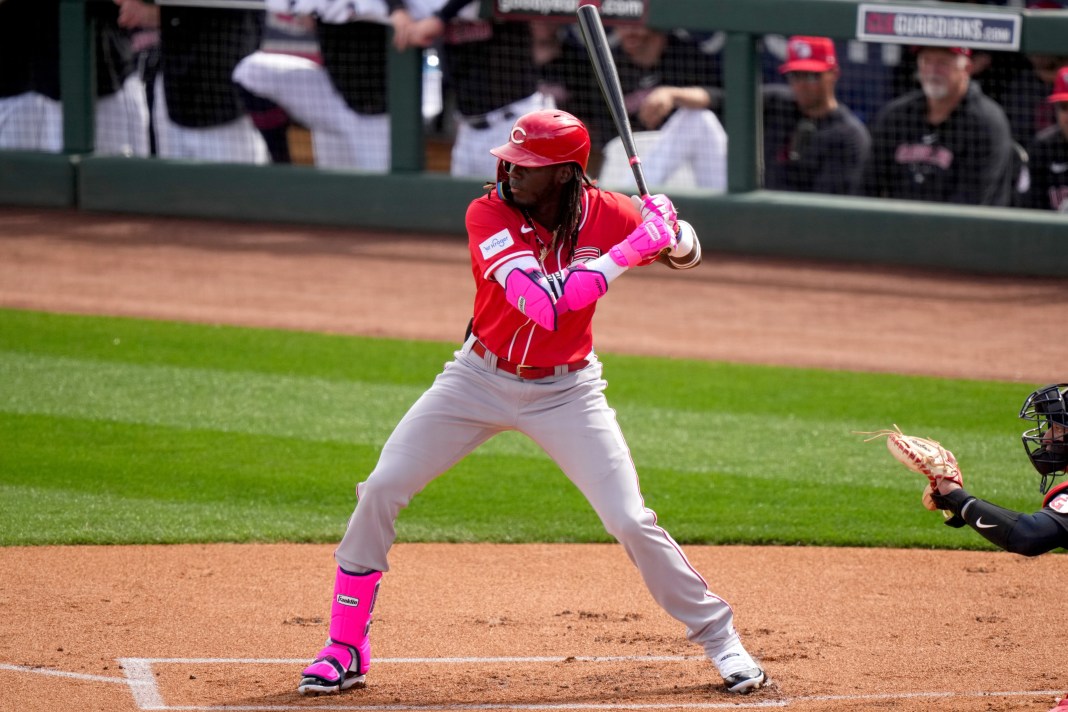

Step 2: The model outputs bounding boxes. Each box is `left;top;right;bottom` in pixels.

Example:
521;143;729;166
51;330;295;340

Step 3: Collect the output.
2;657;1062;710
121;657;167;709
111;689;1068;712
122;703;788;710
139;655;706;665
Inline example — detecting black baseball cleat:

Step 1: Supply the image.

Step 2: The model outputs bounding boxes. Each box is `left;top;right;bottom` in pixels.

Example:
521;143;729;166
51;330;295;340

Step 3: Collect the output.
297;670;366;696
297;648;367;696
722;667;766;694
713;642;767;694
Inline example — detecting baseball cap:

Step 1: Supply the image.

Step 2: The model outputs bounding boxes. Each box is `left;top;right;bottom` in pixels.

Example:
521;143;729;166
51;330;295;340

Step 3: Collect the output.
1050;66;1068;103
779;36;837;74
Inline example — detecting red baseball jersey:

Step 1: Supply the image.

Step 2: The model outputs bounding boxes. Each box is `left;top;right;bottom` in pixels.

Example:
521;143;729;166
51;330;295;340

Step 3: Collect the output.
467;186;642;366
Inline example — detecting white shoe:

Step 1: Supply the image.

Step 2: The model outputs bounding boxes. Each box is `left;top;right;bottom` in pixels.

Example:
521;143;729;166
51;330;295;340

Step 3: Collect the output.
712;642;766;693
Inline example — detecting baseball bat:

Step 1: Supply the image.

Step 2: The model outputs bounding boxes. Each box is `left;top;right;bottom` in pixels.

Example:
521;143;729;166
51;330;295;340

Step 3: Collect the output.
576;3;650;198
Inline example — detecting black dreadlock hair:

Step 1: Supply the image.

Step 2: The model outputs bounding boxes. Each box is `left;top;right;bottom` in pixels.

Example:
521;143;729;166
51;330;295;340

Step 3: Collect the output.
552;165;594;265
487;164;595;266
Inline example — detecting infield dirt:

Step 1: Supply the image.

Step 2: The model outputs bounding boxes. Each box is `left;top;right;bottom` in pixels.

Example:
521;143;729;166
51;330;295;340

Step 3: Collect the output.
1;207;1066;712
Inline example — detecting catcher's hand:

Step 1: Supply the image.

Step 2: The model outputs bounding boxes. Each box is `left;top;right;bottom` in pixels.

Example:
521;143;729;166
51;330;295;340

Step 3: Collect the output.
861;425;963;514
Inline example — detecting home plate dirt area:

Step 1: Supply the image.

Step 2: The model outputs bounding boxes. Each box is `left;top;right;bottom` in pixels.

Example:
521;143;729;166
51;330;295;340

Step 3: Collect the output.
1;208;1067;711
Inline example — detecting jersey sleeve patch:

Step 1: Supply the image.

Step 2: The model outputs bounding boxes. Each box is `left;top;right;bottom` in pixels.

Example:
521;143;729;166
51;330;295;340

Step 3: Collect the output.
479;228;515;260
1048;493;1068;513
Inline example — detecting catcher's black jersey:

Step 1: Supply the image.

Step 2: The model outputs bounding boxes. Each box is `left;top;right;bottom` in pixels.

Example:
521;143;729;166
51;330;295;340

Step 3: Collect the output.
1043;483;1068;516
762;84;871;196
863;82;1014;206
951;482;1068;555
1040;483;1068;550
1020;125;1068;212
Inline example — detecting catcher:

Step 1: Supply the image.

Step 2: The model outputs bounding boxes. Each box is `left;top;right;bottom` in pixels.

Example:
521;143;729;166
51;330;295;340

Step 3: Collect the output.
876;384;1068;555
874;384;1068;712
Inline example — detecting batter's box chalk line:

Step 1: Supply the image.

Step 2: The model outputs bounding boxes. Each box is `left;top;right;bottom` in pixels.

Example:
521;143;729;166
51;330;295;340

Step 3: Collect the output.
1;658;1062;710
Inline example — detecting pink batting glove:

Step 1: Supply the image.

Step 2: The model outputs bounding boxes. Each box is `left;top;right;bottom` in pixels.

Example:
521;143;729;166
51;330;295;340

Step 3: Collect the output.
641;194;677;227
631;193;678;234
609;216;677;268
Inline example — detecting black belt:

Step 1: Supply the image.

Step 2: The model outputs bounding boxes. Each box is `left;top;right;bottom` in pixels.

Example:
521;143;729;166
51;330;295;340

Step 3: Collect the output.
472;341;588;380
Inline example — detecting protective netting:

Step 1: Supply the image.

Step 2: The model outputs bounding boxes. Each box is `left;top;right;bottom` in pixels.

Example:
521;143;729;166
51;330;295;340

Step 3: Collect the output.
1;0;1065;210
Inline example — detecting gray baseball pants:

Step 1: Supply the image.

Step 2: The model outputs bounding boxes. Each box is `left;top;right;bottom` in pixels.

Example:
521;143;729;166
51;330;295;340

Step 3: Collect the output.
335;338;740;657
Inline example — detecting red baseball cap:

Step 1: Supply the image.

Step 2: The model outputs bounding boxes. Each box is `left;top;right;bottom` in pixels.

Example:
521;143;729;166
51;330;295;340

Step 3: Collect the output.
779;36;838;74
1050;66;1068;103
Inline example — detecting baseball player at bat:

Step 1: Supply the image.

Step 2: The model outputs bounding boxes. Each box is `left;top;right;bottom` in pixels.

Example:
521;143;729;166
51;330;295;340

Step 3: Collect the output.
297;109;767;697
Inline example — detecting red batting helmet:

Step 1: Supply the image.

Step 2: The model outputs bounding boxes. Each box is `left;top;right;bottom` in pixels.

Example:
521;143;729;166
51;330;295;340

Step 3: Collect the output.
490;110;591;173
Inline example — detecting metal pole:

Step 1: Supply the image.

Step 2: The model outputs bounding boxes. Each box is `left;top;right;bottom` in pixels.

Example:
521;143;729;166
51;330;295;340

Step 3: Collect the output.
59;0;95;154
723;31;759;193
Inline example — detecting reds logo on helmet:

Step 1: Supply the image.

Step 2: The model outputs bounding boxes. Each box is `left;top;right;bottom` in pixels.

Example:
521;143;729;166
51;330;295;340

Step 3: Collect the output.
490;110;591;172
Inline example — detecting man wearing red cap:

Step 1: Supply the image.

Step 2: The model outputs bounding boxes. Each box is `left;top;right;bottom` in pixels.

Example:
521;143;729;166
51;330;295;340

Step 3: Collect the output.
762;36;871;194
295;109;768;698
1019;65;1068;211
863;45;1014;205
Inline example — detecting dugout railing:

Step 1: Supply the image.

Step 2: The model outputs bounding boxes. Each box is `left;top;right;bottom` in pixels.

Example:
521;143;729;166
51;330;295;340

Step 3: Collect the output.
1;0;1067;275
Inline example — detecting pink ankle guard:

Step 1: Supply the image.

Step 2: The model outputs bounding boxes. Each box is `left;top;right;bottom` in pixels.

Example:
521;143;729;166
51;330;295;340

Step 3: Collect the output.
304;568;382;679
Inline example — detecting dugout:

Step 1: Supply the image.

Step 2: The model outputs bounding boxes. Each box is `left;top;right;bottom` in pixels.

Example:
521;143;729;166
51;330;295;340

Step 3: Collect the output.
1;0;1068;276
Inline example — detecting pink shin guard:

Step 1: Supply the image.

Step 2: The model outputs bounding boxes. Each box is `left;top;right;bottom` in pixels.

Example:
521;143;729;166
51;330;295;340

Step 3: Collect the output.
301;568;382;689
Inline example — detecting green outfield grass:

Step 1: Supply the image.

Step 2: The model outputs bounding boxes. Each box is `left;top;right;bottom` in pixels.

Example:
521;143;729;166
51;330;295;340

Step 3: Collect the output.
0;308;1045;549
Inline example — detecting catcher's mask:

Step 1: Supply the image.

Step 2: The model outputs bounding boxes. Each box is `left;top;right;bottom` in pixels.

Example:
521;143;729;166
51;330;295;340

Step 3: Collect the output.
1019;383;1068;493
490;109;591;185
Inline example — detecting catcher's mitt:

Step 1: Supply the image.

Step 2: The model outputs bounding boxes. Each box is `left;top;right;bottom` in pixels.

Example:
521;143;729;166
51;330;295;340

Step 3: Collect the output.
861;425;963;512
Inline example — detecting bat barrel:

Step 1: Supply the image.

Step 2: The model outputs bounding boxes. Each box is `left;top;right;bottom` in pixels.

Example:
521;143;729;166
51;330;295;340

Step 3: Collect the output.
577;4;650;197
